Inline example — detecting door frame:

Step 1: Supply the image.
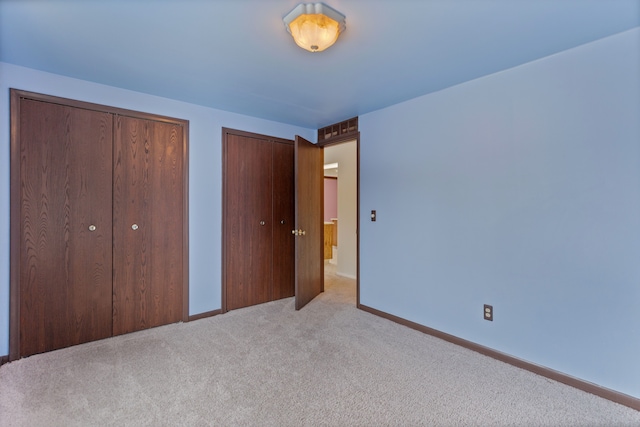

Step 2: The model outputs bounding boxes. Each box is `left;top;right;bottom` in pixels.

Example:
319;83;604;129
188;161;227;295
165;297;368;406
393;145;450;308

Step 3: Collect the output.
317;133;360;307
9;89;190;361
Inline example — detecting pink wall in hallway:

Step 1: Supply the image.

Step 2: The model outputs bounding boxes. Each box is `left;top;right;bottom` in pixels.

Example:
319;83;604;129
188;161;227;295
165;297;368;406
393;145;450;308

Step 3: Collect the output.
324;178;337;221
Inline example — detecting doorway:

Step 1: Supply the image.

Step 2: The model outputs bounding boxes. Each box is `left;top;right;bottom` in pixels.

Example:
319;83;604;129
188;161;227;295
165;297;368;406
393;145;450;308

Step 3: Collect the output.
321;138;359;306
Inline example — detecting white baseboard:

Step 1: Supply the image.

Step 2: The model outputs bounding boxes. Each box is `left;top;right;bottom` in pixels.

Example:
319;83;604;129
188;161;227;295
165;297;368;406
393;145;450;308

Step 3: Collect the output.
336;272;357;280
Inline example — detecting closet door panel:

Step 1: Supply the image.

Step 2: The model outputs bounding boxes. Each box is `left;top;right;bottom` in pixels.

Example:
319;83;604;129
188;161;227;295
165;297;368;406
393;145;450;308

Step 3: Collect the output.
225;134;273;310
112;116;184;335
150;121;184;325
18;100;113;357
272;142;295;299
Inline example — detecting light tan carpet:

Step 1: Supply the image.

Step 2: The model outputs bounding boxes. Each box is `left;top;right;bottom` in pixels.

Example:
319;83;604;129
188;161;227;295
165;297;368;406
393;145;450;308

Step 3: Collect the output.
1;266;639;426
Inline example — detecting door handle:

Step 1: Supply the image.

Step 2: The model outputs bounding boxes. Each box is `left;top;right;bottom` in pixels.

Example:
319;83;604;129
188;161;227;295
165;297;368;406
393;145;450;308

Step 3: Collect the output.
291;229;306;236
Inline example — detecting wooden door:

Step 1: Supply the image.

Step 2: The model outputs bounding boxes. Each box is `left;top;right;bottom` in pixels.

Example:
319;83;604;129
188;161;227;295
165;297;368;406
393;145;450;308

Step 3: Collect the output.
272;141;295;299
294;135;324;310
224;132;274;310
112;115;185;335
16;99;114;357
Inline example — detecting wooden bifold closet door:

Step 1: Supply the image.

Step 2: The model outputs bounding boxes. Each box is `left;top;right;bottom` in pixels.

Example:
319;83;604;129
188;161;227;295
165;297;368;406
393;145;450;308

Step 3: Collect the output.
10;90;188;360
112;115;184;335
16;98;114;357
223;129;294;311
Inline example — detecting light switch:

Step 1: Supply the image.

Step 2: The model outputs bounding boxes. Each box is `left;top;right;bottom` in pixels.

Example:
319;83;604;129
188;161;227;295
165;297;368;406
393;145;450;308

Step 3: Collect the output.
371;210;376;222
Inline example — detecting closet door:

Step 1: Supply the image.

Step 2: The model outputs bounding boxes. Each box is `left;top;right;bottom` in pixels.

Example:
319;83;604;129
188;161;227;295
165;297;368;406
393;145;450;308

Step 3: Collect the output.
112;115;184;335
224;133;274;310
17;99;114;357
272;141;295;299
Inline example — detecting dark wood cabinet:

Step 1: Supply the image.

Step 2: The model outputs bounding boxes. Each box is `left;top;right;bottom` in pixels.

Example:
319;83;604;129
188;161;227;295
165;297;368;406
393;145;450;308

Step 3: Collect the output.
223;128;294;311
10;90;188;359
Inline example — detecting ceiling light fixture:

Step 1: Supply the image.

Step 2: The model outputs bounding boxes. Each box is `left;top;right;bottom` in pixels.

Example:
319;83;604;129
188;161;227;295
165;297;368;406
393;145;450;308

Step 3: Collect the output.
283;3;346;53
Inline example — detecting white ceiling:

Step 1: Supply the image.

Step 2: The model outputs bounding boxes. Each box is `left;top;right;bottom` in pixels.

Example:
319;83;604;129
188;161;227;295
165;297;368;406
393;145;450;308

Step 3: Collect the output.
1;0;638;128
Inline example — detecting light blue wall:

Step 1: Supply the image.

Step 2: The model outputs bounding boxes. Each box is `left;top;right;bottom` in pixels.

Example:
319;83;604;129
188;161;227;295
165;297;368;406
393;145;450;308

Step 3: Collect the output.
359;28;640;398
0;62;315;357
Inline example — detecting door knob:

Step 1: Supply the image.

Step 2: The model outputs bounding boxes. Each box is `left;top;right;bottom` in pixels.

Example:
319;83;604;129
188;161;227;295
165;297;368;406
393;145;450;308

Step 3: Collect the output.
280;220;285;225
291;229;306;236
88;225;96;232
260;221;266;226
131;224;139;230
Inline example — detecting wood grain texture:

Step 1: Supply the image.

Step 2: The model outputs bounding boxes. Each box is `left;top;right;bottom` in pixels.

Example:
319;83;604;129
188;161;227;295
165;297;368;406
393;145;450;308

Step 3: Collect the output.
11;90;189;359
294;135;324;310
18;99;113;357
224;133;274;310
112;116;184;335
271;142;295;300
222;129;296;311
10;90;21;361
323;223;334;259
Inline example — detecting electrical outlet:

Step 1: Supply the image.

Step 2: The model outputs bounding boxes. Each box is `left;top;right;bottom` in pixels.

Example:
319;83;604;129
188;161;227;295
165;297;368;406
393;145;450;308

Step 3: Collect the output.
484;304;493;321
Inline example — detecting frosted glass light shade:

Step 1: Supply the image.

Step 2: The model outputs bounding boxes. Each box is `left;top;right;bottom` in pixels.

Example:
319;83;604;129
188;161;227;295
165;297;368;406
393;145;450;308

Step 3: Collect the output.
283;3;346;52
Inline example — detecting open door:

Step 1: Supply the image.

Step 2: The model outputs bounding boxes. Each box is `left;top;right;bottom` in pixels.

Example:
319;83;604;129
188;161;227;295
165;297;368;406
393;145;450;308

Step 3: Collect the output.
294;135;324;310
